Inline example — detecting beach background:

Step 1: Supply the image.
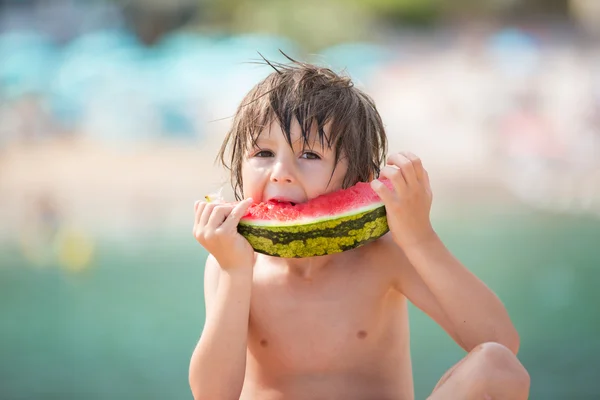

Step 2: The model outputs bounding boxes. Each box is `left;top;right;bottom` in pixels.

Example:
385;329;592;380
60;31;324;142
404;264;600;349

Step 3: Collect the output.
1;0;600;398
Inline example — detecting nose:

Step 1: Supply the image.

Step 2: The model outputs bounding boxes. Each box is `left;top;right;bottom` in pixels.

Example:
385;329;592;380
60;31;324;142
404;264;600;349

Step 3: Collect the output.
270;159;295;184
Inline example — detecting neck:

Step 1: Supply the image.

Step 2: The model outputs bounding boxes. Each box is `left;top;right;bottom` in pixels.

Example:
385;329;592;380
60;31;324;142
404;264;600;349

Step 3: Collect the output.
268;253;344;280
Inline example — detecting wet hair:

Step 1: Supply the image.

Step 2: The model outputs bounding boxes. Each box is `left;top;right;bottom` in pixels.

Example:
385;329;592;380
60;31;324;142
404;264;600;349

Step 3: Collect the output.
217;53;388;200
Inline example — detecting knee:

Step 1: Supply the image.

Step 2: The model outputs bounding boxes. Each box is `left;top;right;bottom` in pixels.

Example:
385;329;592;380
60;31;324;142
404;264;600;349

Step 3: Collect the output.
474;342;530;392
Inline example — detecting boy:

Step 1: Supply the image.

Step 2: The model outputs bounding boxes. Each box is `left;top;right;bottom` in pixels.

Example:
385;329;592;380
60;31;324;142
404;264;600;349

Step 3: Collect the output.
190;58;530;400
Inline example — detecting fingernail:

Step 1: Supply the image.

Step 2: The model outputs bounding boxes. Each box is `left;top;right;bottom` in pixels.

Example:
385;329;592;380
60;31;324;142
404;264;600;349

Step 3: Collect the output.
370;179;381;190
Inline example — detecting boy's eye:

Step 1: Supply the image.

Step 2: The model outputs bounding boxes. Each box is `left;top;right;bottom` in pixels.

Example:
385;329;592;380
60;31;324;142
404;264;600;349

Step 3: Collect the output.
255;150;274;157
301;152;321;160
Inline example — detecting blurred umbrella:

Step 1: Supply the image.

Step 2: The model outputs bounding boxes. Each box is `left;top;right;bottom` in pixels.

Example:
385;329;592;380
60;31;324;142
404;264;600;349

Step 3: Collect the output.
0;31;60;100
316;42;394;85
47;29;148;134
216;33;302;102
486;28;541;78
222;33;300;61
59;28;140;57
155;32;301;118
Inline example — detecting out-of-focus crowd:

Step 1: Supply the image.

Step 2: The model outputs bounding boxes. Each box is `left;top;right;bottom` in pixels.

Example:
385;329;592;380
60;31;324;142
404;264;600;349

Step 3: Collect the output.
1;1;600;252
372;28;600;216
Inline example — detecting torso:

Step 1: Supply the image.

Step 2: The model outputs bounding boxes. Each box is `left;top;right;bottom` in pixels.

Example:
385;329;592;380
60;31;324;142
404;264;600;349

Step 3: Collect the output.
240;237;414;400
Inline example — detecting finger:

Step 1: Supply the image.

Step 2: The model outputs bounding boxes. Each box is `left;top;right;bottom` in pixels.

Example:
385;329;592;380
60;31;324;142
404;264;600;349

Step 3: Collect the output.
388;153;418;187
370;179;395;205
379;165;407;195
195;201;207;227
207;204;234;229
221;198;254;231
199;202;218;227
400;151;424;182
387;152;410;168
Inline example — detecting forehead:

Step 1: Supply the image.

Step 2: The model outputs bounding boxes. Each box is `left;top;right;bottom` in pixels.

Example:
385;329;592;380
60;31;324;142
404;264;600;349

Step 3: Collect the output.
254;118;333;147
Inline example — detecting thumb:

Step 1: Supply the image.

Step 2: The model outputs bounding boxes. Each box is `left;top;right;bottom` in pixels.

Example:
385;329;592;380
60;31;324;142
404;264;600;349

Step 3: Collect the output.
371;179;395;204
222;198;254;229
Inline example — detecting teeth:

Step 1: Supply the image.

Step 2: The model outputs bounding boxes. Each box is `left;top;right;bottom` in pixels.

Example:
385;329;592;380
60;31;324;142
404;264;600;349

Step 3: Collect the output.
271;199;294;205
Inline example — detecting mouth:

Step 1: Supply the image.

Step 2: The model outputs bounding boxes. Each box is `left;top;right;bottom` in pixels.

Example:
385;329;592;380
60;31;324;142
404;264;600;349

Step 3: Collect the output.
267;197;299;206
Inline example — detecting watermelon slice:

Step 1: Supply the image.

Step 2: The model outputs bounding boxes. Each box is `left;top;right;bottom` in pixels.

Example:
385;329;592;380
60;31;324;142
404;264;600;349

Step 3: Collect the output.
237;179;394;258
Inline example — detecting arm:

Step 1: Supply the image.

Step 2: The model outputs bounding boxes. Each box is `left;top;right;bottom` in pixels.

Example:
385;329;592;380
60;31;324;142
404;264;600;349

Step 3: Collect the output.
189;255;253;400
189;197;255;399
390;235;519;354
373;152;519;354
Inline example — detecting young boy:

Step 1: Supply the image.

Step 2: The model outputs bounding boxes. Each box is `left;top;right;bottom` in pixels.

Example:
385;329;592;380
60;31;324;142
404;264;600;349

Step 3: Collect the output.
190;58;530;400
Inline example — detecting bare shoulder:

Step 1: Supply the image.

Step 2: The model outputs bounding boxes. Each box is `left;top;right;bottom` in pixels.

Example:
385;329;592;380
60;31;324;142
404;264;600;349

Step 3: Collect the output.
366;232;407;264
364;233;412;290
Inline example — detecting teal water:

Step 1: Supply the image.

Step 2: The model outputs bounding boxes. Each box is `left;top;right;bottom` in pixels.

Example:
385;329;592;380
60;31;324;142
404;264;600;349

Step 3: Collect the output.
1;210;599;399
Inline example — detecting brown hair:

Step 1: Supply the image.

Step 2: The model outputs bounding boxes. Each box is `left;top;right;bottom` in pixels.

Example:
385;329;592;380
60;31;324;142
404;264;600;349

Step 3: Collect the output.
217;54;388;200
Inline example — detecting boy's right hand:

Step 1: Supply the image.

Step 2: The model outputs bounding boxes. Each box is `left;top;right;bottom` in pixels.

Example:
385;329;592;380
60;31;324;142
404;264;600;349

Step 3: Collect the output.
193;198;254;270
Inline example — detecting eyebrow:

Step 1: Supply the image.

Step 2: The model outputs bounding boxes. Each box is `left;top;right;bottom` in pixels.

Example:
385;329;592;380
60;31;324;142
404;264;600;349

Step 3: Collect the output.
252;136;275;147
254;134;325;150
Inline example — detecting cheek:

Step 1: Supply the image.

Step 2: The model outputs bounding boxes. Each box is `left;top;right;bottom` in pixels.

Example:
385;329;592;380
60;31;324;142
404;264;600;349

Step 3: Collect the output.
328;159;348;189
306;159;348;196
241;163;264;200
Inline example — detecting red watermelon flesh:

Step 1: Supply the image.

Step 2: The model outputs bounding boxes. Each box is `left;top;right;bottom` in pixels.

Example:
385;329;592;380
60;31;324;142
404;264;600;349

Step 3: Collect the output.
241;179;393;227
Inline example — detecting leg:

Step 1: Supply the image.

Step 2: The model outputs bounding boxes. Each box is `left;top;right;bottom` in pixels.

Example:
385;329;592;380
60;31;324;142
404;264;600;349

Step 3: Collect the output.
427;342;530;400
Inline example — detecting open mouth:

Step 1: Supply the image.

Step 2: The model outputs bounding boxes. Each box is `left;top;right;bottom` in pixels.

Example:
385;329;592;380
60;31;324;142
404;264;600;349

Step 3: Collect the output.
267;199;297;206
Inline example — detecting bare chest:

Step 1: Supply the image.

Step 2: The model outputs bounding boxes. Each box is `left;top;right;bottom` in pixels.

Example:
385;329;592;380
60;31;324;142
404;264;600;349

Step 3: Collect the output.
247;262;406;373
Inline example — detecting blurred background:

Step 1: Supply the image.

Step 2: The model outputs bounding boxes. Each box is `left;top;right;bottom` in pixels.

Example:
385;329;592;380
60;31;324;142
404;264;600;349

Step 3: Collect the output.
1;0;599;399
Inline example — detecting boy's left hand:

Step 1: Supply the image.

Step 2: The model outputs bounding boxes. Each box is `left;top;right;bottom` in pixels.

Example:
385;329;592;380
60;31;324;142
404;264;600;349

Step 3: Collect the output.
371;152;436;248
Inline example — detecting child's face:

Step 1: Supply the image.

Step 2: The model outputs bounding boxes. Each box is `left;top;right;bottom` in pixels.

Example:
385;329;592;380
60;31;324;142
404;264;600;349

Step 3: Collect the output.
241;119;348;204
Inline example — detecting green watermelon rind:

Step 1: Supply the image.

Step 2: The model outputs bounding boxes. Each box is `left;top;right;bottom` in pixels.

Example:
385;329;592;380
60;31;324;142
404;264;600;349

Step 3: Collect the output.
237;204;389;258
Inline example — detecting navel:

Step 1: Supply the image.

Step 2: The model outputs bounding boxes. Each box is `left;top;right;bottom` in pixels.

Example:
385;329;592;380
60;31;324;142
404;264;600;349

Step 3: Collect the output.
260;339;269;347
357;330;368;339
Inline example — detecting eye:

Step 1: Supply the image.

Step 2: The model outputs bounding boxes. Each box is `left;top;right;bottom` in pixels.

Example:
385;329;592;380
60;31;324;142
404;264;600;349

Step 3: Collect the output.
254;150;274;158
301;152;321;160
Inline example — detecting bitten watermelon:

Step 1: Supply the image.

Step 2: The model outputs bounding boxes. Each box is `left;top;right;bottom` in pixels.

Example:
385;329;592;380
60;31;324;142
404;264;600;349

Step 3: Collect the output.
237;179;394;258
